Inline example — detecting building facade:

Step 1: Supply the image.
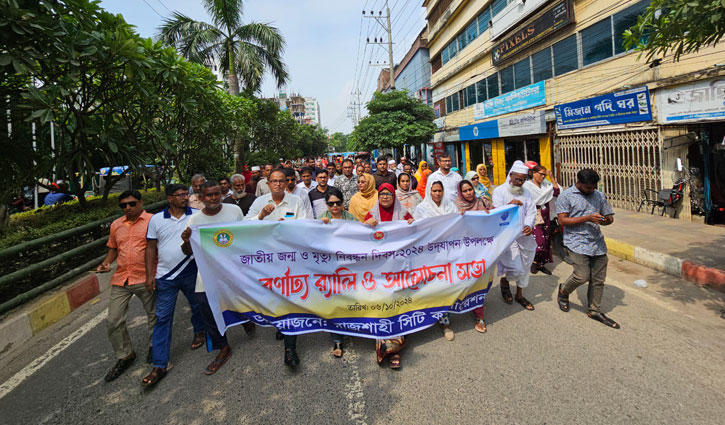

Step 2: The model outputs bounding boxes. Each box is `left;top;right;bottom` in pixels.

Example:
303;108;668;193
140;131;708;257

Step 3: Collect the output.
424;0;725;224
270;92;322;127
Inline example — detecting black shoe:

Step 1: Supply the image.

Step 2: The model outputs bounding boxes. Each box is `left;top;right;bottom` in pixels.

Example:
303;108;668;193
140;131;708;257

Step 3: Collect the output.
284;348;299;368
146;347;153;364
538;265;552;275
243;322;256;336
275;330;284;340
104;353;136;382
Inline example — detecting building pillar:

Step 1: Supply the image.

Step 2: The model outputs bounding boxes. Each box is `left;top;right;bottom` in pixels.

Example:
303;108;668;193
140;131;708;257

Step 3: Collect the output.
491;138;506;185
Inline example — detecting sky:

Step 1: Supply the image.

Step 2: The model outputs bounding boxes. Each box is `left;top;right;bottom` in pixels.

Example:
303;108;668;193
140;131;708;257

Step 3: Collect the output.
99;0;427;134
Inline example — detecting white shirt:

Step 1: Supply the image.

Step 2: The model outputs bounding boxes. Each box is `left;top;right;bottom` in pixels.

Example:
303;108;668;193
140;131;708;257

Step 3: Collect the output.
328;175;336;187
146;207;198;280
296;181;317;194
255;177;271;197
287;186;314;218
244;192;311;221
425;169;462;204
188;204;245;292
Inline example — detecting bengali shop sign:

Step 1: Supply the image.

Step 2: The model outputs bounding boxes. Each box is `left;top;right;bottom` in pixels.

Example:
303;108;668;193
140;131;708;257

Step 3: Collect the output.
474;81;546;120
656;78;725;123
554;86;652;129
190;206;522;339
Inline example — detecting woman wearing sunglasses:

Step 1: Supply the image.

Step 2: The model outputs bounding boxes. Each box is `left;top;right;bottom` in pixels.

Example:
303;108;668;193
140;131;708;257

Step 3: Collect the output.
464;171;491;200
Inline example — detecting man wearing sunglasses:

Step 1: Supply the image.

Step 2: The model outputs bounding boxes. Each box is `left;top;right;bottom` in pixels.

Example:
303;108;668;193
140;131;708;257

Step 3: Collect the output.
97;190;156;382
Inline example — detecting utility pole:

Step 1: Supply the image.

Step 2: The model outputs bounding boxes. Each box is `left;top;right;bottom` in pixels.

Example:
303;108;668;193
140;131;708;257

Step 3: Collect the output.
363;1;395;91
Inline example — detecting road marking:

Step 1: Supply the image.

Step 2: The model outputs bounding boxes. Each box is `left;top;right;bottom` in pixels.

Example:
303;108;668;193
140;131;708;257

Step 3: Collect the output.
343;339;368;425
0;309;107;400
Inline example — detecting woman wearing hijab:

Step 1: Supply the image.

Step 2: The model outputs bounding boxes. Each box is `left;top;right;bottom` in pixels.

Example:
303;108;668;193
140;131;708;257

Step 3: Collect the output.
523;165;560;275
476;163;493;193
412;180;459;341
417;169;432;198
455;179;494;333
363;183;414;369
396;172;423;213
414;161;428;181
349;172;378;222
464;171;491;200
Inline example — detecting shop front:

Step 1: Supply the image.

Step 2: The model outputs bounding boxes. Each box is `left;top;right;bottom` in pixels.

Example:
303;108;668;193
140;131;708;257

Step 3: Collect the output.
459;110;550;185
657;77;725;224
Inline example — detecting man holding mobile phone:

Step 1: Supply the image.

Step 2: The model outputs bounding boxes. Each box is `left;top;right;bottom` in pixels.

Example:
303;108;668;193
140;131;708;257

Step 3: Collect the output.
556;168;619;329
244;168;310;367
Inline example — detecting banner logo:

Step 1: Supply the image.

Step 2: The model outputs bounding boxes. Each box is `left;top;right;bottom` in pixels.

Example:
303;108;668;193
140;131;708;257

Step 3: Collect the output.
213;229;234;247
370;230;387;242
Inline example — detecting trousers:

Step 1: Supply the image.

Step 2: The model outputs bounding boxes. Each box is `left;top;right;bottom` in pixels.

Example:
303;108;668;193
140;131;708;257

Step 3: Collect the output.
107;283;156;359
562;250;608;314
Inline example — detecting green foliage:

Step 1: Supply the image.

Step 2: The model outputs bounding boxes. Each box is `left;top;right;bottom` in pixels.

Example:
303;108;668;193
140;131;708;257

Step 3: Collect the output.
351;90;436;152
329;132;353;153
624;0;725;62
0;189;166;250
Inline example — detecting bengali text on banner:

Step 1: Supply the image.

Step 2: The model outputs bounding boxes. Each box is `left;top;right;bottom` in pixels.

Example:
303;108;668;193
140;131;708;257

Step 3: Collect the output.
190;205;522;339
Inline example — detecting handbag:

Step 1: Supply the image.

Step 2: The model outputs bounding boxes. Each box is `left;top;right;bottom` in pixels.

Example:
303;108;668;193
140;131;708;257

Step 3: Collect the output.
534;208;545;226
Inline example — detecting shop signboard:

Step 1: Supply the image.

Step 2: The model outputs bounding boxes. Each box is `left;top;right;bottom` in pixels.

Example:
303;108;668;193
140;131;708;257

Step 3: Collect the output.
459;111;546;141
474;81;546;120
554;86;652;130
656;78;725;123
492;0;574;66
433;142;445;167
490;0;548;40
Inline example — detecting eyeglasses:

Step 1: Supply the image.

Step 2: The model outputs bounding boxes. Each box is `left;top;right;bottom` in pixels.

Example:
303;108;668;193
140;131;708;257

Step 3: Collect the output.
510;176;526;183
471;176;479;180
535;172;547;177
269;179;286;184
379;192;393;198
119;201;137;208
171;193;189;198
327;200;343;207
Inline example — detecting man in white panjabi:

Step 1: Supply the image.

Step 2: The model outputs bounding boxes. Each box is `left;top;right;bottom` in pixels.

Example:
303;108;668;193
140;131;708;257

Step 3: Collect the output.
492;160;537;311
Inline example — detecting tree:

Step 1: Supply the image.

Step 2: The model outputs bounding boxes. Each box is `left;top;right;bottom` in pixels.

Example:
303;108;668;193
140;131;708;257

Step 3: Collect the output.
158;0;288;95
624;0;725;62
351;90;436;152
329;132;352;153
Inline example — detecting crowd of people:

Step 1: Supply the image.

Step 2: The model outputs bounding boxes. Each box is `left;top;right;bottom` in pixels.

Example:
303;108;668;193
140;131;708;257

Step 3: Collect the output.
96;152;619;387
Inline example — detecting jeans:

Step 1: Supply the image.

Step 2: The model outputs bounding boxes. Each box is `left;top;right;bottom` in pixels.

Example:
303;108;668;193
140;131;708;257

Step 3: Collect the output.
152;273;205;368
562;250;608;314
196;292;228;351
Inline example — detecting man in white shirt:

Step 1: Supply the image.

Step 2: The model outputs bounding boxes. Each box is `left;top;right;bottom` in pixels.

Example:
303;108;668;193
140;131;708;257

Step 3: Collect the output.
425;153;461;204
141;184;205;387
325;163;337;187
255;164;273;197
283;167;314;217
492;161;538;312
181;181;252;376
296;166;317;195
243;169;309;367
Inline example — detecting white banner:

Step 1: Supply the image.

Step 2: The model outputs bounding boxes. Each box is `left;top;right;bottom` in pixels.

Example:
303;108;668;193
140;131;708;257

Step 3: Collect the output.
657;78;725;123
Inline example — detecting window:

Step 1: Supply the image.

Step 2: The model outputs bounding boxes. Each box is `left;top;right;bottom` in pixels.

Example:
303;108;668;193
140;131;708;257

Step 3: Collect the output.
442;47;450;65
553;34;578;76
445;96;452;114
466;20;478;45
514;57;531;89
487;73;499;99
477;7;491;35
581;19;613;66
465;84;477;107
491;0;507;18
451;92;460;112
499;65;514;95
476;79;487;103
448;42;458;61
458;32;468;51
614;0;650;54
532;48;552;83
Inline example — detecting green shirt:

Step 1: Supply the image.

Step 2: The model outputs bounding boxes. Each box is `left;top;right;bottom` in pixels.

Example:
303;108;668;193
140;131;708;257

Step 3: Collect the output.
321;210;357;221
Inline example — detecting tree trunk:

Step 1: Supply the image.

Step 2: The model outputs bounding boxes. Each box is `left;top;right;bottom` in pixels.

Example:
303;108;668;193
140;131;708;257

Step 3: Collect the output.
228;73;240;96
234;134;244;173
0;205;9;231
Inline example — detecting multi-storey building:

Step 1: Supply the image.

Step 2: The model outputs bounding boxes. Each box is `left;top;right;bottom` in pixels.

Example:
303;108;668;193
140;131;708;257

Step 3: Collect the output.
304;97;321;126
425;0;725;223
270;92;322;127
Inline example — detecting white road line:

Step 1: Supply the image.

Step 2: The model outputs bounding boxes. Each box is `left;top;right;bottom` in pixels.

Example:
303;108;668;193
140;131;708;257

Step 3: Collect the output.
0;309;108;400
343;339;368;425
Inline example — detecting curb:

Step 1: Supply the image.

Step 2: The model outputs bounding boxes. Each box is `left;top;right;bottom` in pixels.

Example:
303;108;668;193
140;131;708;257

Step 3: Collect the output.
0;273;102;357
604;237;725;293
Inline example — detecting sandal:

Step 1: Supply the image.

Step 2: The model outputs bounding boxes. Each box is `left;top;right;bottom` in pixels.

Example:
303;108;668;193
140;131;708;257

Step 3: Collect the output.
500;278;513;304
141;367;167;388
191;332;205;350
389;354;401;369
557;284;570;312
514;296;534;311
333;342;343;358
204;350;232;375
474;318;487;333
587;313;620;329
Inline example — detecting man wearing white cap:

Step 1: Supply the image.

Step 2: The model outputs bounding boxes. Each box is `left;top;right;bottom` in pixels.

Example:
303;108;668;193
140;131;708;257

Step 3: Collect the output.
388;159;401;177
492;160;538;311
246;166;260;194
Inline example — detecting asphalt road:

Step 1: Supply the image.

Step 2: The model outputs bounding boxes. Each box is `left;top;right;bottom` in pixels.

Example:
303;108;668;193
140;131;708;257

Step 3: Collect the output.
1;256;724;425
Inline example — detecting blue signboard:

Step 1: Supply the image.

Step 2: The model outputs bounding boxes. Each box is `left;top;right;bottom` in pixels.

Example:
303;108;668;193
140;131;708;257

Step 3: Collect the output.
459;119;499;141
554;86;652;129
474;81;546;120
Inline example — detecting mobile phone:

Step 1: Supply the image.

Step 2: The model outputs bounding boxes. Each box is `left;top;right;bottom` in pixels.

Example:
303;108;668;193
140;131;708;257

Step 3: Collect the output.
285;211;294;218
600;217;606;222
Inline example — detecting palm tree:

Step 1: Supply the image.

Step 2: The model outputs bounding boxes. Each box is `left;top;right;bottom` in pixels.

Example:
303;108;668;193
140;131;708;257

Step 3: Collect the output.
158;0;288;95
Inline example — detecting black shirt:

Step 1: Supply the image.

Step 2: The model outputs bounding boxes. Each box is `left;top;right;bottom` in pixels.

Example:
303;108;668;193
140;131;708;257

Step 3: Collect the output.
222;194;257;216
373;171;397;190
308;186;329;218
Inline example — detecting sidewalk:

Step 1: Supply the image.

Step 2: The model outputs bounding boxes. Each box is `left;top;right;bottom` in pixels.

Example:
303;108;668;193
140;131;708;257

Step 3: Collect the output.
602;208;725;292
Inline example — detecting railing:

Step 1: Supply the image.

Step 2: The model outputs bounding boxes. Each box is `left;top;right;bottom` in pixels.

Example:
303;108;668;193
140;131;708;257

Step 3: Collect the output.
0;200;167;315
